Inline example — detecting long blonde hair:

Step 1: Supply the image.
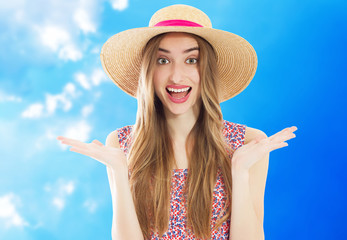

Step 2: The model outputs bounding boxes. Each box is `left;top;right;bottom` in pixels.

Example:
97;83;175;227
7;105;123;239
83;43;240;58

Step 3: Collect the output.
127;32;234;239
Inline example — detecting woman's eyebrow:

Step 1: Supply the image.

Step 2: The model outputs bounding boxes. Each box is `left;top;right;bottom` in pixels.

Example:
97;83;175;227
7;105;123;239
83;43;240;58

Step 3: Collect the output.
184;47;199;53
158;46;200;53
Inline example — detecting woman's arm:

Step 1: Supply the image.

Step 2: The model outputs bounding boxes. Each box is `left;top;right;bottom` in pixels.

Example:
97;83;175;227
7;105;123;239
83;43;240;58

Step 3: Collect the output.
230;128;267;240
57;132;144;240
230;126;297;240
105;131;144;240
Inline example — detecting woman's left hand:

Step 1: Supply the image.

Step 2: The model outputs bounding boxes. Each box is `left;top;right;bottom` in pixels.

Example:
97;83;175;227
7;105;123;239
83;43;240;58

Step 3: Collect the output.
231;126;298;172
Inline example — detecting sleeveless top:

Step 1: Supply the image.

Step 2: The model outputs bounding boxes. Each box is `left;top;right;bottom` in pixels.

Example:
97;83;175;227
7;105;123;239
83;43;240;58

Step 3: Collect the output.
116;120;246;240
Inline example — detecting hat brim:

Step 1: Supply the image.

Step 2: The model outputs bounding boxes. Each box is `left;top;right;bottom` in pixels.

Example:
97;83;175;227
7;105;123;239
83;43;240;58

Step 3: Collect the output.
100;26;257;102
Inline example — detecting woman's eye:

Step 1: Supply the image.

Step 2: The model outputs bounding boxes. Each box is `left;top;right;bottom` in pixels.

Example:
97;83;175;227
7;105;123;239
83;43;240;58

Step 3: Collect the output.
186;58;198;64
157;58;169;64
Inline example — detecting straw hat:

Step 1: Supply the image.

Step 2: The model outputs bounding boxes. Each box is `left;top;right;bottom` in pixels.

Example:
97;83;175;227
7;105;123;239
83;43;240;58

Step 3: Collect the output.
100;4;257;102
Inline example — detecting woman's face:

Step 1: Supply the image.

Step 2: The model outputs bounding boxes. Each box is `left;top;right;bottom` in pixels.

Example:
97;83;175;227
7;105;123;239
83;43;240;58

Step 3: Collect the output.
153;32;201;117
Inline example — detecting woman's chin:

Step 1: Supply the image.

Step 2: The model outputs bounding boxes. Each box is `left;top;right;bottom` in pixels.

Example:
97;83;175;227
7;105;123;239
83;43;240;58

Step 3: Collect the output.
162;104;190;117
163;102;201;118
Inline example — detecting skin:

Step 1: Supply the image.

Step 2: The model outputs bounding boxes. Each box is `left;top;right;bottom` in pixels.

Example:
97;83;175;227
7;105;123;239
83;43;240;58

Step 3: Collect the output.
57;32;298;240
153;32;202;169
153;32;201;118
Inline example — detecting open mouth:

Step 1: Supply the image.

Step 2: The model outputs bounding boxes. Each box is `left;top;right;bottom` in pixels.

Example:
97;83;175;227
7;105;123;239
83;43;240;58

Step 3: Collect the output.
166;87;192;99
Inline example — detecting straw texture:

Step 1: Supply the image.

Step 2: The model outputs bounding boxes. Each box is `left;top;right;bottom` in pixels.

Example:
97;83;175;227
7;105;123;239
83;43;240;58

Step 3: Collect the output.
100;4;257;102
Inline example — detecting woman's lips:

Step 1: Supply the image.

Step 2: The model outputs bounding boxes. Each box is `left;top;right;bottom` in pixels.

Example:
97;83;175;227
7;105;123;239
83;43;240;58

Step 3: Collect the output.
166;85;191;90
166;87;192;103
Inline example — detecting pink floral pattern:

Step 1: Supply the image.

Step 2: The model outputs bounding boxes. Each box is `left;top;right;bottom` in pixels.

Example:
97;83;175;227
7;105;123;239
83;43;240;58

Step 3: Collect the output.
117;120;246;239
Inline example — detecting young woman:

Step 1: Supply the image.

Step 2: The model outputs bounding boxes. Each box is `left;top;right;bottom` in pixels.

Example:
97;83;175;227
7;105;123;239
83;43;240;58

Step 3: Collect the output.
57;4;297;240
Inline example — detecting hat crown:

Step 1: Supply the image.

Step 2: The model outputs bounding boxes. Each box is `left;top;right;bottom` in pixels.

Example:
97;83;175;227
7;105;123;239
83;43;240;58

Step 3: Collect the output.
149;4;212;28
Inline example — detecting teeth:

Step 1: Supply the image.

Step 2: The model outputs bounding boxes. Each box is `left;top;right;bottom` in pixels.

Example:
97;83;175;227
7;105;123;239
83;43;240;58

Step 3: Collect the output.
167;87;191;93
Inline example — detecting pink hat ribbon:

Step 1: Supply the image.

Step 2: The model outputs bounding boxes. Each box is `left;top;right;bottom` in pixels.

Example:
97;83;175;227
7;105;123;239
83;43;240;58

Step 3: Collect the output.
154;19;203;27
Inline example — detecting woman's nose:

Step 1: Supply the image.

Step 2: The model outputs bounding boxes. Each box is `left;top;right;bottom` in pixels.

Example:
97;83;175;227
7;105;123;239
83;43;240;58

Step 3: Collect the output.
169;62;184;83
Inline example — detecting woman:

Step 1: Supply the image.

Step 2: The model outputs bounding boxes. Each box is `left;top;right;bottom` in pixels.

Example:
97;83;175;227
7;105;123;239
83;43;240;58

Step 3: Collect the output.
57;4;297;240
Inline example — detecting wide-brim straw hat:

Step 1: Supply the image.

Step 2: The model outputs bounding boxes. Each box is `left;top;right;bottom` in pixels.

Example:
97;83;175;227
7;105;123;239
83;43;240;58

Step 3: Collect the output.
100;4;257;102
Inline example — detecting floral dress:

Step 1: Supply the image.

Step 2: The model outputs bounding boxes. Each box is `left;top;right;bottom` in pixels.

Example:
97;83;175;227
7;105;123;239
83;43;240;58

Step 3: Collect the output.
116;120;246;240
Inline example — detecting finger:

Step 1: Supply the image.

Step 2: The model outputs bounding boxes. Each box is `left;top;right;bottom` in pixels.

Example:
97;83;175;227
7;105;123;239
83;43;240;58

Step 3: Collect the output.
254;135;267;143
70;147;92;156
270;132;296;145
57;136;79;142
57;136;64;141
92;140;103;146
69;147;108;165
269;141;289;151
267;128;287;141
269;127;297;143
59;138;89;148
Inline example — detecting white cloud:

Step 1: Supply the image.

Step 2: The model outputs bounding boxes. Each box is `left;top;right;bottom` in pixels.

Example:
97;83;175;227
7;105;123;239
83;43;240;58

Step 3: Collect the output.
36;24;83;62
1;0;102;62
75;72;91;90
37;25;71;52
58;44;83;61
0;91;22;103
52;197;65;210
63;120;92;142
110;0;129;11
36;117;93;151
91;68;108;86
81;104;94;117
63;181;75;194
83;199;98;213
74;68;108;90
45;179;76;211
64;82;78;96
45;94;59;114
0;0;130;64
0;193;28;228
21;82;79;119
45;83;76;113
74;8;96;34
21;103;44;118
0;0;26;24
0;0;25;10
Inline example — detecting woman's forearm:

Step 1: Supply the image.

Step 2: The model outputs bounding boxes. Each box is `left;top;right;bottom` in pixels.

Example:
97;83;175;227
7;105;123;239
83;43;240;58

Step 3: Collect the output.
107;166;144;240
230;168;265;240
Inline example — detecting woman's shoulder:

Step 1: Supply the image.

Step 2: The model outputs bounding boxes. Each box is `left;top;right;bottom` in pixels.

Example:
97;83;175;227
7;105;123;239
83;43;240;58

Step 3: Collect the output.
223;119;245;129
222;120;247;149
223;120;267;145
105;125;134;148
222;119;246;136
105;130;120;148
244;126;267;145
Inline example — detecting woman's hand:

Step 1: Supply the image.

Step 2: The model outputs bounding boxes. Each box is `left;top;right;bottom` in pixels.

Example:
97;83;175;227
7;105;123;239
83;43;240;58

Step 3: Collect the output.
232;126;298;172
56;136;128;170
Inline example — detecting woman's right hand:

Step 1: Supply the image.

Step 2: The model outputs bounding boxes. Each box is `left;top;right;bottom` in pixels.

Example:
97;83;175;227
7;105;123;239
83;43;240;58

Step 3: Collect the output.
57;136;128;171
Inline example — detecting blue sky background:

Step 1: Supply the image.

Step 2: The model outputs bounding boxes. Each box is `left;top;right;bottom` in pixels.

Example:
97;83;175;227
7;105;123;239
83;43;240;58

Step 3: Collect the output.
0;0;346;239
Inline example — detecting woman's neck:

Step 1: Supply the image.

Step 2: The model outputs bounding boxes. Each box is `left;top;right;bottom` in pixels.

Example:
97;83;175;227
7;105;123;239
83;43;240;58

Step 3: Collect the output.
165;108;200;143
